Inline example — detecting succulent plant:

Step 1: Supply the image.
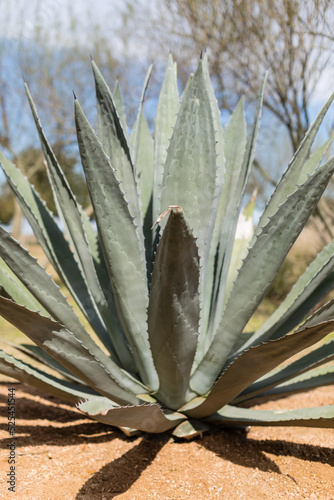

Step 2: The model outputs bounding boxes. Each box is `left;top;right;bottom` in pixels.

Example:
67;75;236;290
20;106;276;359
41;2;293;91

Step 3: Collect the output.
0;54;333;439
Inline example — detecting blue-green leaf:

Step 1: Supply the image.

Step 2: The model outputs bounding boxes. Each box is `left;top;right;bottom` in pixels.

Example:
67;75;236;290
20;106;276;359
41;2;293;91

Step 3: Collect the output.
198;54;227;346
130;64;153;167
160;59;217;262
207;404;334;428
134;113;154;223
12;343;86;385
0;350;97;403
26;84;132;367
191;155;334;394
0;151;113;348
113;80;129;138
241;236;334;351
0;226;90;340
153;54;180;225
256;92;334;232
92;61;143;237
187;309;334;417
78;397;186;433
253;365;334;400
133;113;154;278
234;338;334;403
0;296;146;404
207;77;266;344
171;419;210;439
0;257;48;314
75;99;158;390
148;209;200;409
224;195;256;302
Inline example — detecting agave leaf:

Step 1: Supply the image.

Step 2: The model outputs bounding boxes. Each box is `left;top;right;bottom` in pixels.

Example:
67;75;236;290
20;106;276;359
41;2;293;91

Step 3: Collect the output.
224;196;256;302
0;350;97;403
207;404;334;428
25;84;92;257
208;77;267;343
0;149;101;273
153;54;180;225
180;76;193;108
254;365;334;400
192;155;334;395
12;343;86;385
130;64;153;166
240;236;334;351
0;151;60;268
209;96;246;260
117;426;141;437
0;257;48;314
237;140;334;353
303;297;334;326
113;80;129;138
159;59;217;263
133;113;154;223
79;220;130;364
233;338;334;404
75;99;158;390
148;209;200;409
133;113;154;278
0;151;116;347
198;54;226;345
202;53;225;179
0;296;146;404
0;226;93;340
200;99;247;344
0;152;109;329
79;214;127;356
77;397;186;433
256;92;334;231
201;53;225;240
187;309;334;417
299;137;334;182
92;61;143;235
127;65;154;271
25;84;134;368
171;419;210;439
76;204;108;274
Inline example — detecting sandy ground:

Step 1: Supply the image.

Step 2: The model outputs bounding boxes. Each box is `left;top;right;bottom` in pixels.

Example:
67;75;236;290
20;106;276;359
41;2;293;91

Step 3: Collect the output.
0;383;333;499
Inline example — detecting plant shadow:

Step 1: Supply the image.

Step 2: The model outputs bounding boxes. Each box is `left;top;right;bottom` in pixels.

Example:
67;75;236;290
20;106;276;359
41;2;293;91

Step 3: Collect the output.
0;383;123;447
76;434;169;499
1;384;333;497
199;427;334;471
75;425;334;498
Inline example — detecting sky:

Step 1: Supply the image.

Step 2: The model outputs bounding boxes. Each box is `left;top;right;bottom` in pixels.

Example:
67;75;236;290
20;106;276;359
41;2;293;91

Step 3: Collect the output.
0;0;127;54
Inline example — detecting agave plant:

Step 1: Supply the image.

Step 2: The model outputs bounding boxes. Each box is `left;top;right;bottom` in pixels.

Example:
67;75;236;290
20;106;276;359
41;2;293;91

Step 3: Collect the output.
0;55;333;438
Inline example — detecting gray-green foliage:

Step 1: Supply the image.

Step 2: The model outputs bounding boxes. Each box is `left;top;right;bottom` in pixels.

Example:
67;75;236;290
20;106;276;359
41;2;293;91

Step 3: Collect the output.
0;54;333;438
